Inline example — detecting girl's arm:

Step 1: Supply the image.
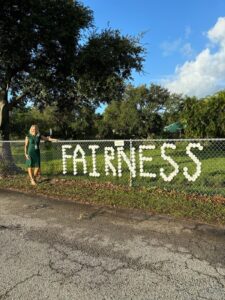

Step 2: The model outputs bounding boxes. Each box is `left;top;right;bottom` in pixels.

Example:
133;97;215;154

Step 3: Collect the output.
24;136;29;159
41;135;58;142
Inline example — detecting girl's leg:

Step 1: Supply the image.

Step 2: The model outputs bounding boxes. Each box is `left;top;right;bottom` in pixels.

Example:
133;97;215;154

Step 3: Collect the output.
34;168;40;181
28;168;36;185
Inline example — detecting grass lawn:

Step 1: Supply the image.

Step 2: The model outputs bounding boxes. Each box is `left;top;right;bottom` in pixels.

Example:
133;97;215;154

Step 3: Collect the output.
0;175;224;226
0;140;224;226
7;140;225;196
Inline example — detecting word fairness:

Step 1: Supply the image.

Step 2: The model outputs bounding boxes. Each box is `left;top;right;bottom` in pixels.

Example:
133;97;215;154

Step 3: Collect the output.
62;143;203;182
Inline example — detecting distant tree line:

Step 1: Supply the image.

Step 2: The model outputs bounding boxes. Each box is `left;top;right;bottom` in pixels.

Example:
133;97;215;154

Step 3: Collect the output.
11;84;225;139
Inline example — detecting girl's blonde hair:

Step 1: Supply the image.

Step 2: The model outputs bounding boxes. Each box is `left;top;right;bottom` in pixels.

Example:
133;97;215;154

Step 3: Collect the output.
29;124;39;135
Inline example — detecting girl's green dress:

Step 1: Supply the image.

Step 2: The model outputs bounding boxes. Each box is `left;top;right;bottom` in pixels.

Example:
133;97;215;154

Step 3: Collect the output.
25;133;41;168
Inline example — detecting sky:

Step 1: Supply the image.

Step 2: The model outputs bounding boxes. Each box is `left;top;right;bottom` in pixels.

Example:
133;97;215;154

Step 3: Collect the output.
82;0;225;99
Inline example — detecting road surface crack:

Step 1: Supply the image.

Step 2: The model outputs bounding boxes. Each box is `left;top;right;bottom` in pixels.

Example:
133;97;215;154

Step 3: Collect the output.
0;272;41;300
0;224;21;231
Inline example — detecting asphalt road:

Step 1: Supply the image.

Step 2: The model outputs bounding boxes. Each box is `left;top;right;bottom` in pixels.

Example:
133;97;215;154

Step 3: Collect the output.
0;189;225;300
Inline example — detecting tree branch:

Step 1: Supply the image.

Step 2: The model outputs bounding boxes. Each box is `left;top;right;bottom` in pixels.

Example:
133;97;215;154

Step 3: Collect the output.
9;93;27;110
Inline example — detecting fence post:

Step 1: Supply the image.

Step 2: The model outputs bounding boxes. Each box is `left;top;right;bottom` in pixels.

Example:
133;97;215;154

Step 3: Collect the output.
129;139;133;188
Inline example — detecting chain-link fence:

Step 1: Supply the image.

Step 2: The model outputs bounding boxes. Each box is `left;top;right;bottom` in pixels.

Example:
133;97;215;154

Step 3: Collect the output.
0;139;225;196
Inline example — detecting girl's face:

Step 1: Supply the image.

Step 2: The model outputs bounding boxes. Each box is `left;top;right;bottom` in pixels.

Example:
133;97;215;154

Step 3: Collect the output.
30;126;38;135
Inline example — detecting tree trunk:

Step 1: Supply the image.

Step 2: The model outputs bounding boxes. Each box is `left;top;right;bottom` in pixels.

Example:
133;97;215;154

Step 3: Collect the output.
0;90;21;175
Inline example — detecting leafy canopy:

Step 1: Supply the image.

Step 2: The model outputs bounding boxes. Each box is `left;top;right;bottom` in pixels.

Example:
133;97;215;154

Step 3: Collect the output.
0;0;144;110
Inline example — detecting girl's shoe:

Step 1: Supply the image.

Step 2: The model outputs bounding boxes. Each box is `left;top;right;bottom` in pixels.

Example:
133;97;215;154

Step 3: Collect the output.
31;179;37;186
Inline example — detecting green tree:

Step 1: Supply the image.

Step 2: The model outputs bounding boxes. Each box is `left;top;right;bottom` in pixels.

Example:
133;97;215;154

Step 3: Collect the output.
132;84;169;137
204;91;225;137
179;97;204;138
10;106;57;139
180;91;225;138
11;104;102;139
102;84;175;138
162;93;184;126
53;104;98;139
0;0;144;165
101;101;123;137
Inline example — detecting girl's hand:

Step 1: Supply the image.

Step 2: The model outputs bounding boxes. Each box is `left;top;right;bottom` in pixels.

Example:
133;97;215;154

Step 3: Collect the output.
25;154;30;160
48;137;58;142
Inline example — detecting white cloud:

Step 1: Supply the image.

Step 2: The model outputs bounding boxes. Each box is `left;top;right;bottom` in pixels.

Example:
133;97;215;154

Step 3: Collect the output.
164;17;225;97
208;17;225;45
160;26;194;58
160;39;182;57
180;43;194;57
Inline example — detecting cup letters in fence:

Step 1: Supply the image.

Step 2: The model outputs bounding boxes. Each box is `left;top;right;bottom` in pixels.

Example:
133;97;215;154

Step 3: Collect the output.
62;142;203;182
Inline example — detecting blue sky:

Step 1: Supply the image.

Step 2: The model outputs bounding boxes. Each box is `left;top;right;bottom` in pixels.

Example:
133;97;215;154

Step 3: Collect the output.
82;0;225;99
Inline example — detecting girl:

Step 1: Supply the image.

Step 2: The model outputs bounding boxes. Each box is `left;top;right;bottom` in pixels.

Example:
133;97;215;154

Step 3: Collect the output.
25;125;57;185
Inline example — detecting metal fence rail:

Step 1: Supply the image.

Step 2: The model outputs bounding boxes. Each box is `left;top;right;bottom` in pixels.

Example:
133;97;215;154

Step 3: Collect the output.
0;139;225;196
